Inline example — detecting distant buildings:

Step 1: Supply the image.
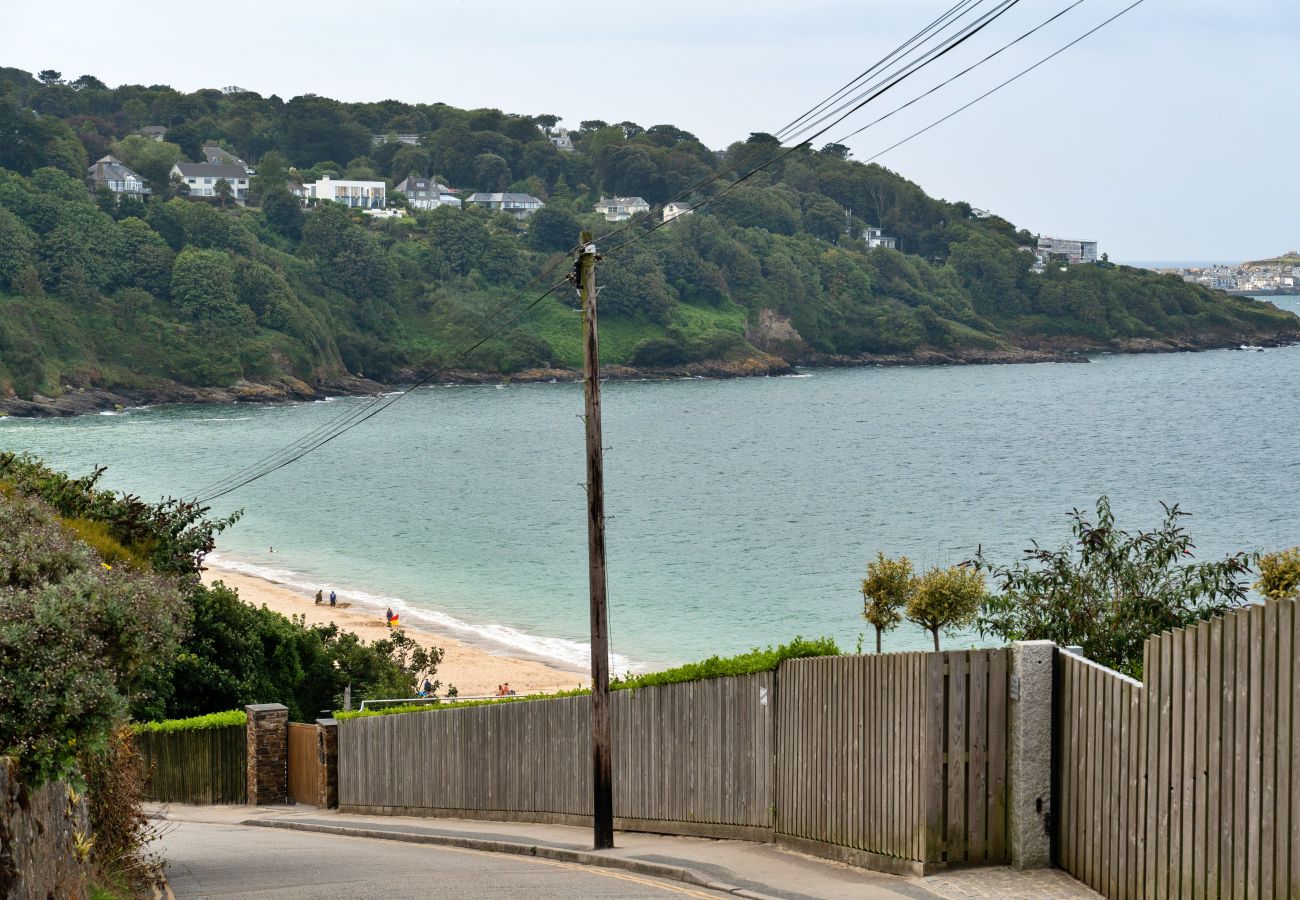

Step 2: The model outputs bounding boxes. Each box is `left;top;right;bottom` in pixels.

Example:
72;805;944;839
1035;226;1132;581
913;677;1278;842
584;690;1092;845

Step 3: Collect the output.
862;226;897;250
594;196;650;222
464;192;544;219
372;133;421;146
663;202;693;224
87;155;149;199
1169;256;1300;295
202;142;246;167
170;162;251;202
303;177;387;209
392;175;461;210
137;125;168;141
548;129;575;152
1037;235;1098;265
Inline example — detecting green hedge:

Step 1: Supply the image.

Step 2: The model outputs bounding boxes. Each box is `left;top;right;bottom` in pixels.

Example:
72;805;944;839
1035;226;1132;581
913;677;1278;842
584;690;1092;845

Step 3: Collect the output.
336;636;839;721
132;709;246;733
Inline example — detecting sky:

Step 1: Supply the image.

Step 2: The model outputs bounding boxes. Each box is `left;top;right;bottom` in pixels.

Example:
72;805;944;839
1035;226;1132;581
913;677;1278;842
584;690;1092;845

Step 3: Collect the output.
4;0;1297;261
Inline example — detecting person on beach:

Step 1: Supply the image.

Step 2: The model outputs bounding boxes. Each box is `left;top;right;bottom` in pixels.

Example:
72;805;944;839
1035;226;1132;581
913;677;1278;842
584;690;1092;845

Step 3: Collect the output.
422;678;433;697
385;607;393;626
329;590;336;606
315;589;323;605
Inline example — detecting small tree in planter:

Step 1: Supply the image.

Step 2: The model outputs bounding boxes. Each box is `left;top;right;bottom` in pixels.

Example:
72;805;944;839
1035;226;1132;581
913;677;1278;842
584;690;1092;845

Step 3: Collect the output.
907;564;987;651
861;552;914;653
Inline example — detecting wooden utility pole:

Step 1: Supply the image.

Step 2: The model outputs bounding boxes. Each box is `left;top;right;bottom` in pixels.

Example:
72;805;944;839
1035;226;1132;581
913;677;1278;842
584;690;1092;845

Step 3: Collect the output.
578;231;614;850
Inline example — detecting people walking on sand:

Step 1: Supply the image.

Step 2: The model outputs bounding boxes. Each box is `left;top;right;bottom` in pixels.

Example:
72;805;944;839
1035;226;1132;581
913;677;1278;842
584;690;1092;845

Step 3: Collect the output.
329;589;336;606
386;607;394;626
422;678;434;697
315;589;323;605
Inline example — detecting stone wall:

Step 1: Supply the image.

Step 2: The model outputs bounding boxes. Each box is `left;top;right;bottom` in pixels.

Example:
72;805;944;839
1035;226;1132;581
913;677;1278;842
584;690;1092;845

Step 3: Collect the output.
245;703;288;805
0;758;89;900
317;719;339;809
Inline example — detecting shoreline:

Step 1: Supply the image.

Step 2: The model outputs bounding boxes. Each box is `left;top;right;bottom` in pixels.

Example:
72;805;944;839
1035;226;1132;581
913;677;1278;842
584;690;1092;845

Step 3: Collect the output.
202;561;590;699
3;329;1297;419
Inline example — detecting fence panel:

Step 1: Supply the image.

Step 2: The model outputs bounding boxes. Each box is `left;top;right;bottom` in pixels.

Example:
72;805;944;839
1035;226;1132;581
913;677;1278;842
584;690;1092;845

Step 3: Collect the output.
1057;596;1299;900
136;725;245;804
287;722;325;807
339;673;774;836
774;650;1009;873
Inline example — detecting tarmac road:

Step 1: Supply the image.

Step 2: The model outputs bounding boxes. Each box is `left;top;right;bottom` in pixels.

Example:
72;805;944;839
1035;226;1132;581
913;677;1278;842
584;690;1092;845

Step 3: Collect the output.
159;819;736;899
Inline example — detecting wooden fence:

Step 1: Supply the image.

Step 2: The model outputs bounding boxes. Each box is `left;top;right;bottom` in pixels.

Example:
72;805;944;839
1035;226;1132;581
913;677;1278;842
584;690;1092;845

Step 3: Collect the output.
287;722;328;807
1056;595;1299;899
135;725;246;804
339;672;774;839
775;650;1009;874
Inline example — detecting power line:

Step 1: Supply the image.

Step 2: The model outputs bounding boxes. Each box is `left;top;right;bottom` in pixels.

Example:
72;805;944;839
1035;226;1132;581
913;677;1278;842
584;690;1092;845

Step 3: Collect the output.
853;0;1149;164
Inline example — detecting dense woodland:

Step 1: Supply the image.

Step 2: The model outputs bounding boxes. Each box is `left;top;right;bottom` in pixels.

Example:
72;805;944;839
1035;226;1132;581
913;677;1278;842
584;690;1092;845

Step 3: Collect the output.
0;66;1295;399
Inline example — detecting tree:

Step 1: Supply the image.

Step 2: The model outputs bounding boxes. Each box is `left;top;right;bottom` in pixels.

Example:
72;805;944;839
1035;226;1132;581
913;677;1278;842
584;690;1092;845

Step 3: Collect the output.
860;553;914;653
976;497;1255;676
36;69;62;85
110;134;184;190
1256;547;1300;601
261;187;304;240
526;205;579;253
820;143;852;159
473;152;511;192
213;177;233;208
803;196;846;243
908;564;987;651
170;247;246;323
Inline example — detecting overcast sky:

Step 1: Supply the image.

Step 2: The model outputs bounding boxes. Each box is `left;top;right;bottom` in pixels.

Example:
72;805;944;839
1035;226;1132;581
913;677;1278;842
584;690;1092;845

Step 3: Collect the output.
4;0;1296;261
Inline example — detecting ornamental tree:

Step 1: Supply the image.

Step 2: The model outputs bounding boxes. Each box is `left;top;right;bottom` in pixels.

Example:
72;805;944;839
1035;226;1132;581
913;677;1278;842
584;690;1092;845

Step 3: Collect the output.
1256;547;1300;601
907;564;987;651
861;552;914;653
975;496;1254;677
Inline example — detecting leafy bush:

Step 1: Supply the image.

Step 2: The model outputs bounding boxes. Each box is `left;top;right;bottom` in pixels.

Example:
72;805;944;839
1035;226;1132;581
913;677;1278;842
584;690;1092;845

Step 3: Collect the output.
131;710;245;734
81;725;160;892
1256;547;1300;601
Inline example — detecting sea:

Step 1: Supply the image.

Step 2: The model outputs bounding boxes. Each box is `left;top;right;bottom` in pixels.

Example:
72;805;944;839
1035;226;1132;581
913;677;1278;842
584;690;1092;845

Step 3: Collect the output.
3;296;1297;673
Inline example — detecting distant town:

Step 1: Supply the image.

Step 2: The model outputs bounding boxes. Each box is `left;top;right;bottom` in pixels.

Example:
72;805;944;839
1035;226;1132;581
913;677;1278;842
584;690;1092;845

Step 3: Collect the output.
1153;253;1300;295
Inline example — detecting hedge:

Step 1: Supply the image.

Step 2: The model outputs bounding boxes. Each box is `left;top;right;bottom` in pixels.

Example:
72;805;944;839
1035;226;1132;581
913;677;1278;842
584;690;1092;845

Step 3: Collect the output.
132;709;246;734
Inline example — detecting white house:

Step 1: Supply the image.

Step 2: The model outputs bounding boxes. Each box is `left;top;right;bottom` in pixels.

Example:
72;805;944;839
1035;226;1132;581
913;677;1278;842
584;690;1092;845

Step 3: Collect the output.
304;178;387;209
392;175;461;210
594;196;650;222
663;202;693;224
862;226;897;250
87;155;149;199
548;128;575;152
371;133;421;146
1036;235;1099;264
464;192;544;219
170;162;251;202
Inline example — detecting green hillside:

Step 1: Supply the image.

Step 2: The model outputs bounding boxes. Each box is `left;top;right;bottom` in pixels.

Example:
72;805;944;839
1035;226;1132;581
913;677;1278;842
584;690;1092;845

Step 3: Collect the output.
0;67;1295;409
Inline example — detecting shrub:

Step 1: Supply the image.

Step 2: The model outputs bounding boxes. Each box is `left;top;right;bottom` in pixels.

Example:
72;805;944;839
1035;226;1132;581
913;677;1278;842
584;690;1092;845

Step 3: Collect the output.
131;710;245;734
81;726;160;892
1256;547;1300;601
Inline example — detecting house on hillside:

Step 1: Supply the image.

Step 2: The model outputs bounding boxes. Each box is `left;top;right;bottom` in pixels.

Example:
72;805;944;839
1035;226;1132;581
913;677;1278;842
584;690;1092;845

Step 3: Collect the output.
202;142;246;167
1036;235;1099;265
303;177;387;209
594;196;650;222
137;125;168;141
392;175;461;210
86;155;149;199
170;161;251;202
464;192;544;219
862;226;897;250
371;133;421;146
548;129;575;152
663;202;693;224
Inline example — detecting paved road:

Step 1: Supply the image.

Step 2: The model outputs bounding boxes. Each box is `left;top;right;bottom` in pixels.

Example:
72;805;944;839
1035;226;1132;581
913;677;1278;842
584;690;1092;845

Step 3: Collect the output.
160;820;734;899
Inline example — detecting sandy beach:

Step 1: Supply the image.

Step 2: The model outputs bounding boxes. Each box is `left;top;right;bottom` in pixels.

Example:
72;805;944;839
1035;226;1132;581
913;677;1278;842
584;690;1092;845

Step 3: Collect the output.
203;564;588;699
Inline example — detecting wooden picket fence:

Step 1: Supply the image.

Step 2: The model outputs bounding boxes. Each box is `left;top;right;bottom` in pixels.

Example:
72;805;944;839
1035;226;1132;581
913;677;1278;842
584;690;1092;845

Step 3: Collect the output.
775;651;1009;873
135;724;246;804
1056;596;1299;899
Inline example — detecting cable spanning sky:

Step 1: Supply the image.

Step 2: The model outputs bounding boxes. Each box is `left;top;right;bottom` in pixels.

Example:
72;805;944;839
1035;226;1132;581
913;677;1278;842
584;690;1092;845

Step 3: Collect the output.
4;0;1296;261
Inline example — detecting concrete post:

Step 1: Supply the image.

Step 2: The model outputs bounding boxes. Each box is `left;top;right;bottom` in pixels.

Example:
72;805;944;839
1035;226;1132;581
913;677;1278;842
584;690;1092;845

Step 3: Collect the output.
245;703;289;805
316;718;339;809
1008;641;1055;869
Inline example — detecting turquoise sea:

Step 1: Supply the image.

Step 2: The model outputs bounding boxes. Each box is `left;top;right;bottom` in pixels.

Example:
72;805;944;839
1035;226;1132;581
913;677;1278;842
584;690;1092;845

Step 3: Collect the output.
3;297;1297;672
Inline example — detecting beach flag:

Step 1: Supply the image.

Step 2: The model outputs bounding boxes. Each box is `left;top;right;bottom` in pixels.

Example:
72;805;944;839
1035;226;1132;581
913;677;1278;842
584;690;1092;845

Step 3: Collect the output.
389;614;399;628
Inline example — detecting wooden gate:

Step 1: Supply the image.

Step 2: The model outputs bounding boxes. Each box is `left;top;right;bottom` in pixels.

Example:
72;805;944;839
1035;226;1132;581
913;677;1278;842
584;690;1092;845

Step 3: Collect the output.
287;722;325;807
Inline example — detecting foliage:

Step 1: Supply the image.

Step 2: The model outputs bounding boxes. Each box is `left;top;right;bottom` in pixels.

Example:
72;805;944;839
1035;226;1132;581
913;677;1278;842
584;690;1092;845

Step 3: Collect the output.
860;552;913;653
80;726;161;892
976;496;1255;677
130;709;245;733
0;488;185;786
1256;547;1300;601
334;636;840;720
907;564;987;651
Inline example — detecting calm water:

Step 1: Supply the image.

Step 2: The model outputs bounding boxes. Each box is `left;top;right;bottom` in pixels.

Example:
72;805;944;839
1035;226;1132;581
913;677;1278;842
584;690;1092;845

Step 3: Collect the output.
3;298;1297;671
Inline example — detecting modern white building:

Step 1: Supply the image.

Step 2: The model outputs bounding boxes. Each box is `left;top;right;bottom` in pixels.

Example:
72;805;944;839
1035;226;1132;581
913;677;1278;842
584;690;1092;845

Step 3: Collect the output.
862;226;897;250
663;202;694;224
1036;235;1099;264
304;178;387;209
594;196;650;222
464;192;544;219
392;175;461;210
87;155;149;199
170;162;251;201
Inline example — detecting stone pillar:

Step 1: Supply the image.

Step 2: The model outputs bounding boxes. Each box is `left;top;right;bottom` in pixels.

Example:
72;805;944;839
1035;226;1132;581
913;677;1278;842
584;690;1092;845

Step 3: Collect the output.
316;718;339;809
245;703;288;805
1008;641;1055;869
